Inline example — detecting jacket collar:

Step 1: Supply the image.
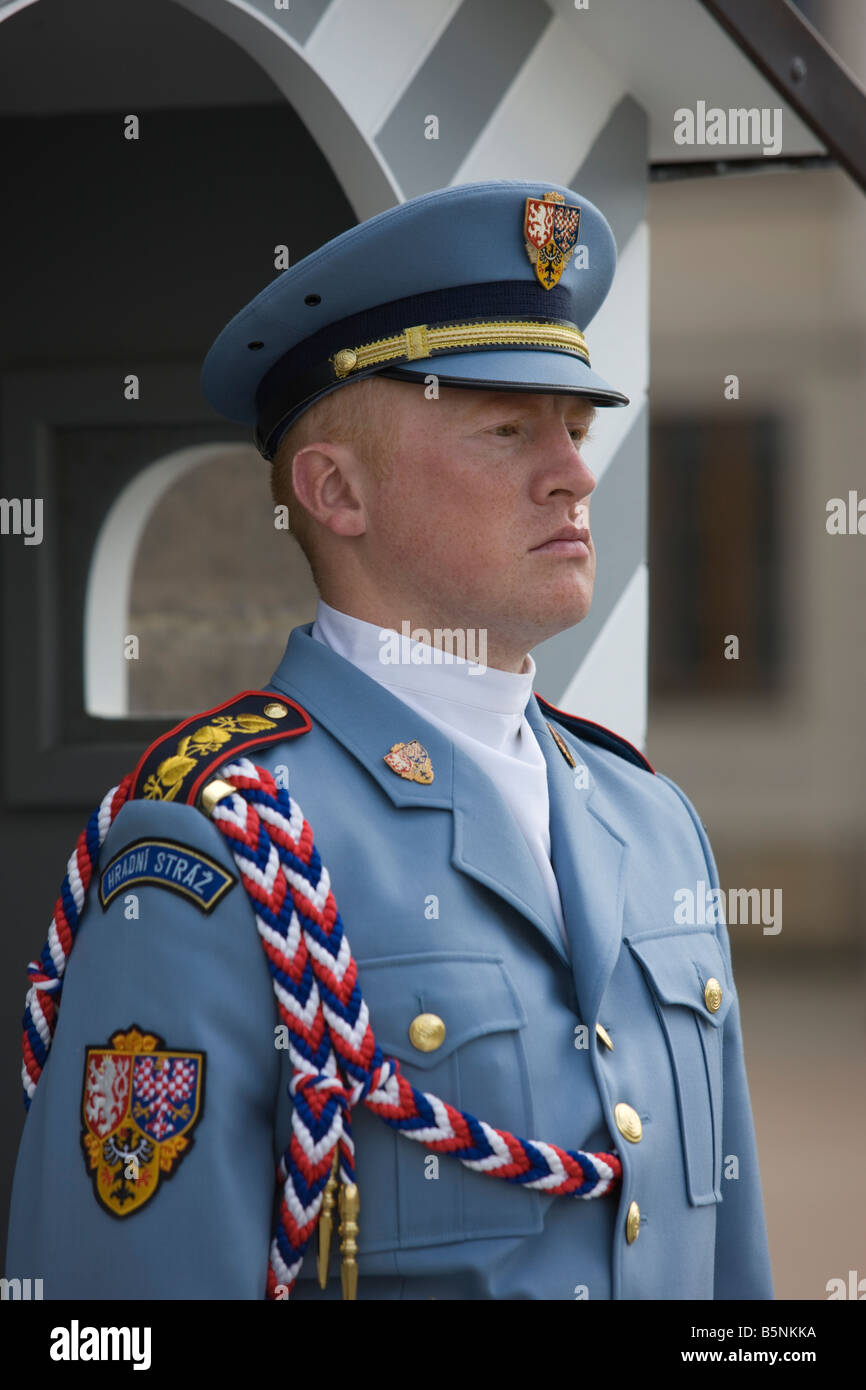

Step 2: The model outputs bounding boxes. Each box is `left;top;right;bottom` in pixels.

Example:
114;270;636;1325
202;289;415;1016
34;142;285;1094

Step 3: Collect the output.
266;622;455;809
266;624;625;988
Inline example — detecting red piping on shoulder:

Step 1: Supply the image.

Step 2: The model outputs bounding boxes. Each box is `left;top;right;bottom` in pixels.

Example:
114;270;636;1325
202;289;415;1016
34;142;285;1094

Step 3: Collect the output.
536;693;656;775
130;690;313;805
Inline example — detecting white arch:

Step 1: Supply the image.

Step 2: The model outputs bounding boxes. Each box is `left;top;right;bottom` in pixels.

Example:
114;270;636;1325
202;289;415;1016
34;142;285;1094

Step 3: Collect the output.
171;0;401;218
0;0;401;219
84;443;256;717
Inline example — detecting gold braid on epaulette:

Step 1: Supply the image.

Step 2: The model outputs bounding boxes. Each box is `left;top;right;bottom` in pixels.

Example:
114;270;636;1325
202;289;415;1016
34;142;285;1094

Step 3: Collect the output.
128;690;312;805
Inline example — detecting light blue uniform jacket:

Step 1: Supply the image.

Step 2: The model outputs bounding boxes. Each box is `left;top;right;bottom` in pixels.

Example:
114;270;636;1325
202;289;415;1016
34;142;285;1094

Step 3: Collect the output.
5;623;774;1300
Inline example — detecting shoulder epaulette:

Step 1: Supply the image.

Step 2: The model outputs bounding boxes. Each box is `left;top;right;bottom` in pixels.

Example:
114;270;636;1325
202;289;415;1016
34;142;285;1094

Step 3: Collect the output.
129;690;312;804
536;694;655;774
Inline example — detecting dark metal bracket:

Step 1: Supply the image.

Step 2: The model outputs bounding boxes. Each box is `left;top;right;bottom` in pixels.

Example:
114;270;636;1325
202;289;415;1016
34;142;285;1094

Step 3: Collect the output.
698;0;866;194
651;153;835;182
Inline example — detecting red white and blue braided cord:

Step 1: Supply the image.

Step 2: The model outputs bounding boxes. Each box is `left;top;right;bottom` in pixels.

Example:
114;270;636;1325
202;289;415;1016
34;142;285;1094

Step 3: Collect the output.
21;758;622;1299
22;774;134;1108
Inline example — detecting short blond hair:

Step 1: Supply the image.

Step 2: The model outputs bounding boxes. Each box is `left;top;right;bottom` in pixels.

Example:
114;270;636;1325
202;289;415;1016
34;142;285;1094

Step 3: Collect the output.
269;375;398;582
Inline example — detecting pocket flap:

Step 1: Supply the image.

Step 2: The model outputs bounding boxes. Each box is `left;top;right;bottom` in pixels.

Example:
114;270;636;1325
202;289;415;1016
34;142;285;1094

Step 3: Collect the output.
354;951;526;1070
626;930;733;1029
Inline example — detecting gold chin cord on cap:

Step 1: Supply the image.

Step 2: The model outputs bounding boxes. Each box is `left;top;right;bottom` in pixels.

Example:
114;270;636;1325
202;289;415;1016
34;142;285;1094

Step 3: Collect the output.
316;1148;361;1300
329;318;591;379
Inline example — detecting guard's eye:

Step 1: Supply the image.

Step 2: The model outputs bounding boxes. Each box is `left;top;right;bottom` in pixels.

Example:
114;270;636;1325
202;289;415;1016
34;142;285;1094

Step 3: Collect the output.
487;422;595;441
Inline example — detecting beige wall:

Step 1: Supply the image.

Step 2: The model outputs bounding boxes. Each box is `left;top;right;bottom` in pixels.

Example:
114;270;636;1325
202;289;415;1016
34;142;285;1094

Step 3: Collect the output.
646;5;866;1290
646;157;866;951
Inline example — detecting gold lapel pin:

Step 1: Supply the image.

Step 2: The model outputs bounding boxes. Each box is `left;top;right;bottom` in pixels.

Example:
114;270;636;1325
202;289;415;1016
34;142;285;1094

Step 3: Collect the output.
383;739;434;784
546;722;577;769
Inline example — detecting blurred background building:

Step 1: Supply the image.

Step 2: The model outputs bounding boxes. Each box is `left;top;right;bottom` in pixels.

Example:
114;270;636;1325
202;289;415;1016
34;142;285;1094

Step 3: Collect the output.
1;0;863;1299
646;6;866;1299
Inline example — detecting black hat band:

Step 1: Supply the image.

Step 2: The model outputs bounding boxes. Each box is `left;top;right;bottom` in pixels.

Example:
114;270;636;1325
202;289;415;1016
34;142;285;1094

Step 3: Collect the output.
254;278;587;459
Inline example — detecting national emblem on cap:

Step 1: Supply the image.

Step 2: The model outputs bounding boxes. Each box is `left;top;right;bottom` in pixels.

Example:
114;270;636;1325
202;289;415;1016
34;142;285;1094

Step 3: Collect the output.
524;191;581;289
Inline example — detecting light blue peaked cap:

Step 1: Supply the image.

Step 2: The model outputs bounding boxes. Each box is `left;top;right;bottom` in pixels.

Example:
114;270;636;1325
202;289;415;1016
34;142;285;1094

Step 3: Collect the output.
200;179;629;460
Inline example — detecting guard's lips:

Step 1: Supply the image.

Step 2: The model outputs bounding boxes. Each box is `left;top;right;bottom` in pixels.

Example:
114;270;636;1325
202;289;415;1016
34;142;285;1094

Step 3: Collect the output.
530;525;590;550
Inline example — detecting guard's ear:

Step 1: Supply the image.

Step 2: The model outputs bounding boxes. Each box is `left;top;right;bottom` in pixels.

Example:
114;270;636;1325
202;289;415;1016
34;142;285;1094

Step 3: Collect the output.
290;440;368;538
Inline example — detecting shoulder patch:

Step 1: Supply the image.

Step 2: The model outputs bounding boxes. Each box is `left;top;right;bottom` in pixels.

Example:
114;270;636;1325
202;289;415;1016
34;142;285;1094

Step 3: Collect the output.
99;837;236;913
536;694;655;774
81;1025;205;1218
129;690;312;805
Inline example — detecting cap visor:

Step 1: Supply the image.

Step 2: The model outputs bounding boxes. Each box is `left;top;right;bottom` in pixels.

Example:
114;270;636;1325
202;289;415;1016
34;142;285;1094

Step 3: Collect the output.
377;347;628;406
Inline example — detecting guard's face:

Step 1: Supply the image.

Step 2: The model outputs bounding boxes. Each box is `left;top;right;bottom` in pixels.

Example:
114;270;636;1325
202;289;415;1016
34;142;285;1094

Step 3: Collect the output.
359;380;598;653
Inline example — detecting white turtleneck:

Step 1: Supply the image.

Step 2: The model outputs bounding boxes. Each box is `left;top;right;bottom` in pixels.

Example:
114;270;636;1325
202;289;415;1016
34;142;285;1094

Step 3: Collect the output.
310;599;568;949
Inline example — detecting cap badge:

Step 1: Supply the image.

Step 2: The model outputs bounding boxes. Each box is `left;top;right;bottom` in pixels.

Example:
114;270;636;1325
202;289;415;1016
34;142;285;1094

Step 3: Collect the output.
524;191;581;290
383;739;434;784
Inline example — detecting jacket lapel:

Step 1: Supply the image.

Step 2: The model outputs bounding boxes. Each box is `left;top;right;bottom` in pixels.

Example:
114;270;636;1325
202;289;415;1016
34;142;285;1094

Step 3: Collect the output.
449;743;569;965
265;624;568;966
524;694;628;1023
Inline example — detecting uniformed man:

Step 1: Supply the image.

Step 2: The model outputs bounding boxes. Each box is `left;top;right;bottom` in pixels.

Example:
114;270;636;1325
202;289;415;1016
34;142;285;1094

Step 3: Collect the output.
5;180;774;1301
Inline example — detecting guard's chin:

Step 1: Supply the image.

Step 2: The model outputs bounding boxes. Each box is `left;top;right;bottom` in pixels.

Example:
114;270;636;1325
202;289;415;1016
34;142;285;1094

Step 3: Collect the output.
562;597;593;629
526;591;594;643
550;578;595;626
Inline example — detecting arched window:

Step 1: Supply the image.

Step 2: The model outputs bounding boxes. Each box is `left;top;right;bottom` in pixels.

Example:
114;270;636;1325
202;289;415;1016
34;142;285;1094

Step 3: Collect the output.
85;443;317;718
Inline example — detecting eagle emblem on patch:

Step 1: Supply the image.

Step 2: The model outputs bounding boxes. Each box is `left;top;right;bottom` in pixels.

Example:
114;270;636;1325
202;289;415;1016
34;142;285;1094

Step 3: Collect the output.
524;191;581;289
383;739;434;784
80;1026;204;1218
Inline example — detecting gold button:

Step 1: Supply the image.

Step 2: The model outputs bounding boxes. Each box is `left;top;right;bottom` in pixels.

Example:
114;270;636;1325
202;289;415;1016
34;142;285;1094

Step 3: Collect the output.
408;1013;446;1052
596;1022;614;1051
333;348;358;375
626;1200;641;1243
263;701;288;719
704;977;723;1013
614;1102;642;1143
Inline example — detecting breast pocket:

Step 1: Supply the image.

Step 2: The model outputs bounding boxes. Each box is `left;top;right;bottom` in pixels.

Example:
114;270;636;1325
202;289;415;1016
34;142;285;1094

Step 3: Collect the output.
626;929;734;1206
351;950;544;1252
